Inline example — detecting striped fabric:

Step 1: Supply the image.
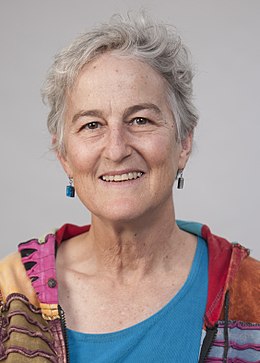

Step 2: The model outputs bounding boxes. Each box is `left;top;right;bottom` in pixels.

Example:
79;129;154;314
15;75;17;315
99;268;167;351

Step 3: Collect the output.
206;321;260;363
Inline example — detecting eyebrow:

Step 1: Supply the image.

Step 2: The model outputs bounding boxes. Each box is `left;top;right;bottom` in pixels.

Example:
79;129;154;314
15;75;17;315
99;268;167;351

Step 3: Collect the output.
71;103;163;123
72;109;103;123
122;103;163;119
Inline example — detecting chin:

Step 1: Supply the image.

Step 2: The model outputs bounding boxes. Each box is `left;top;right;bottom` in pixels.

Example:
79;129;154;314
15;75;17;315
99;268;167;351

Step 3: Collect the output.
90;200;149;224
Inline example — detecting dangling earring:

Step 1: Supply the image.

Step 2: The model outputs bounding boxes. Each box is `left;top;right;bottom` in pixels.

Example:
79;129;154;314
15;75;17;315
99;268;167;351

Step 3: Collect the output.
177;170;184;189
66;177;75;198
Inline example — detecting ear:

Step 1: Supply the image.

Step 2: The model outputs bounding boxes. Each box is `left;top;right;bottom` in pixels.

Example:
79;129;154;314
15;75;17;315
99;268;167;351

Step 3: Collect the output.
52;136;73;178
178;133;193;170
57;151;73;178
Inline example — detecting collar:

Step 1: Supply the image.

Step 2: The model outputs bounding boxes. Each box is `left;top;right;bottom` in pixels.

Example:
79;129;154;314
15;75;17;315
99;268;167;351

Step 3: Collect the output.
16;221;248;325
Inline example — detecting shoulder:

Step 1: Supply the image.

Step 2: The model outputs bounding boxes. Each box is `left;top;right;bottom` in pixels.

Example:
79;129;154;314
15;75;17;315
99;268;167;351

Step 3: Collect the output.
229;255;260;323
0;251;26;289
0;251;39;307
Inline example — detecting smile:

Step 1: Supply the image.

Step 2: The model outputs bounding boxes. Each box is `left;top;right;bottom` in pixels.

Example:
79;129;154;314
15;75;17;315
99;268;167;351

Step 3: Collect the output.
100;172;144;182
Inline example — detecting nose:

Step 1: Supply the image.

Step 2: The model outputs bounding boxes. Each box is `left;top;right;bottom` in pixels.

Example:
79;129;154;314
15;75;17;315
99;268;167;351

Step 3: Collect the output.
103;125;132;162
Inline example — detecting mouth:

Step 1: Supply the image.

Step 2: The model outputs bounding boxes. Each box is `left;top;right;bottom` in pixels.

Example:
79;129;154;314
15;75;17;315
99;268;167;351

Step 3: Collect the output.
100;171;144;182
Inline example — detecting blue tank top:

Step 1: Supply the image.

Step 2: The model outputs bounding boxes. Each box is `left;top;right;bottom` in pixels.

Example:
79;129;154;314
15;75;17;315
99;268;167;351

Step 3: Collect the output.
67;236;208;362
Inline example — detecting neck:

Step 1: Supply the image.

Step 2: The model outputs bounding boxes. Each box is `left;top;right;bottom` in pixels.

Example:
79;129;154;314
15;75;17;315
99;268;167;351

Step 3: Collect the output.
84;202;188;282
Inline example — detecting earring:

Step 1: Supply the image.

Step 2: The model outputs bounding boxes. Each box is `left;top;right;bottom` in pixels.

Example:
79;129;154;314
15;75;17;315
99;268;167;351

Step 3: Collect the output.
177;170;184;189
66;177;75;198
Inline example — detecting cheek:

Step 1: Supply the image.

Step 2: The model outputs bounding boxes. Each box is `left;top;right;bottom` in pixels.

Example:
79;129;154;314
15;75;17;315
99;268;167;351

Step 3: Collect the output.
65;139;95;174
148;134;180;168
145;136;180;188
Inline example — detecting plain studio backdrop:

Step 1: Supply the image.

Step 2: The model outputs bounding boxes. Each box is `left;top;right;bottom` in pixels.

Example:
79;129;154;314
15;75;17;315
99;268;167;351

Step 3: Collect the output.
0;0;259;259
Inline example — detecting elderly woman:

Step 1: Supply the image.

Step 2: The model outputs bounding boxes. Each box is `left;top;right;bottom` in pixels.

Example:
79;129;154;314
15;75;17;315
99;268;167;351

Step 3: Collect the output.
0;13;259;363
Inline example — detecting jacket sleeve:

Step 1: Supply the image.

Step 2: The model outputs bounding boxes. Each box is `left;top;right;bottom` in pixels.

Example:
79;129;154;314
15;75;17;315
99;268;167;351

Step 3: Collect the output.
228;256;260;323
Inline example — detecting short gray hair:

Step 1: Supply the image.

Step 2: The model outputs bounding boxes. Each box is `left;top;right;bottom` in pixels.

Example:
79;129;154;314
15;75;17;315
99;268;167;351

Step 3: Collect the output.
42;12;198;153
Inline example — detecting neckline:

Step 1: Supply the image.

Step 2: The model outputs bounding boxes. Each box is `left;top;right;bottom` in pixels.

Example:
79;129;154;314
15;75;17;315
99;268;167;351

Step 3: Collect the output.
67;236;207;338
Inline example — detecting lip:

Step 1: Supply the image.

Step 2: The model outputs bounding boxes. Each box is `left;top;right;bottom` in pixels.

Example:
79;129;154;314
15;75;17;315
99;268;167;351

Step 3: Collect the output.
98;176;145;188
98;169;145;186
99;169;145;178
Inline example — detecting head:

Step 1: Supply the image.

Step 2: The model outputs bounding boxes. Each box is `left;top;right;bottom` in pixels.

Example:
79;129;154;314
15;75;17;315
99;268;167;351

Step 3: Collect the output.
42;12;198;156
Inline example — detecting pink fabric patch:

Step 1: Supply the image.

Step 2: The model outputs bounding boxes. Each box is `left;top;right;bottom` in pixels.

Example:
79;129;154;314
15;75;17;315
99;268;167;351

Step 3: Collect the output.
18;235;58;304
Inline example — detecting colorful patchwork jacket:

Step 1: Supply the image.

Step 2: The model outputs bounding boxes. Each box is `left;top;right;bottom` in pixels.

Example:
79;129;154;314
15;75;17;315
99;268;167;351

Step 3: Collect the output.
0;221;259;362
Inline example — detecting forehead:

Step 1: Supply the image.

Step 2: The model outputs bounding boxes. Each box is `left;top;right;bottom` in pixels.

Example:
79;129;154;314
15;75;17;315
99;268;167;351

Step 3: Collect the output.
68;53;169;110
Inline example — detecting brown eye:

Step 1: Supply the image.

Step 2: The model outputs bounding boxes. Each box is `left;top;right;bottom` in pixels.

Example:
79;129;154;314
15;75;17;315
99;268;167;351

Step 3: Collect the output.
131;117;149;126
83;122;101;130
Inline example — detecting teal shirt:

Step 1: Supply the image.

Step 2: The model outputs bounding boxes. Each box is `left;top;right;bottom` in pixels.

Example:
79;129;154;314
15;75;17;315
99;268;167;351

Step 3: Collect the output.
67;236;208;362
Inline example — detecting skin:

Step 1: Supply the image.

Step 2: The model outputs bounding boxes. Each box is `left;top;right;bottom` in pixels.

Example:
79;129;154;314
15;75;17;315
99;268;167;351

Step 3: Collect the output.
56;53;197;333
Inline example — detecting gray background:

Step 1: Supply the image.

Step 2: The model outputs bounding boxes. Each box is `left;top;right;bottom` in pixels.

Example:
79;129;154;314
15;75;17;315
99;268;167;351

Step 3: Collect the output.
0;0;259;259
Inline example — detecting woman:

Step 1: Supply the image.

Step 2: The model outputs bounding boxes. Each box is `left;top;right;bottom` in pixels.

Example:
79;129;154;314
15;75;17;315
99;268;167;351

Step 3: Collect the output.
0;13;259;363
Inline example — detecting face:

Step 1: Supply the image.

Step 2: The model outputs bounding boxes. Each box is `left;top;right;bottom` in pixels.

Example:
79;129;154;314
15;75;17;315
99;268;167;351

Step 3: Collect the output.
59;53;192;223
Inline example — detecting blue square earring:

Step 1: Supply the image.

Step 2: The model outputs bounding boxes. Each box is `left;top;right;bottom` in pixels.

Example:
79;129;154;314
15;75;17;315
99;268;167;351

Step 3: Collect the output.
66;177;75;198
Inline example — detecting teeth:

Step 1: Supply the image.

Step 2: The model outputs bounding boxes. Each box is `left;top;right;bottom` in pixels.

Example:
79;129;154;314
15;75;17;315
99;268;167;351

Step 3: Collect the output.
101;172;143;182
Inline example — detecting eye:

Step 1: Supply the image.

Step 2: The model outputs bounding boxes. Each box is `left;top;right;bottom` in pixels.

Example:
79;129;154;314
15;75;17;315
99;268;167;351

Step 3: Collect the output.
81;121;101;130
130;117;150;126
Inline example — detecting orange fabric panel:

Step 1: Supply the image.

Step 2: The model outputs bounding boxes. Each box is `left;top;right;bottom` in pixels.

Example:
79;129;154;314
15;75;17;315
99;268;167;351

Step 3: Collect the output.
0;252;39;307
